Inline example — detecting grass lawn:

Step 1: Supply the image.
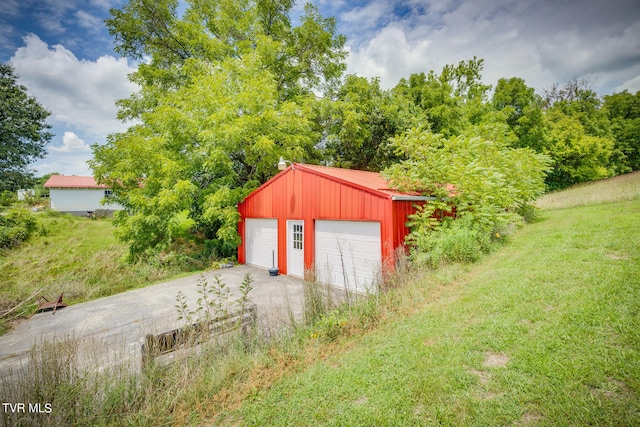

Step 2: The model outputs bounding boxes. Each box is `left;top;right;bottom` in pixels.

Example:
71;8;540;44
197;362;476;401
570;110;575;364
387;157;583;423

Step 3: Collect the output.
213;193;640;424
537;170;640;210
0;212;203;333
2;175;638;426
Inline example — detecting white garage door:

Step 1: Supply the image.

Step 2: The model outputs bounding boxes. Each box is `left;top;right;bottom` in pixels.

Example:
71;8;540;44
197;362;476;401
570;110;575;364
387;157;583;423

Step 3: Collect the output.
315;220;381;292
245;218;278;269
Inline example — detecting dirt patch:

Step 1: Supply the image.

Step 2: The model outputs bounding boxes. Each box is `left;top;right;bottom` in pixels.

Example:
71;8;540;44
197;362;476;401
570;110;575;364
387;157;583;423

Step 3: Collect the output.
413;403;424;417
515;412;544;425
423;338;436;347
482;352;509;368
353;396;368;405
469;369;491;386
469;369;500;400
608;253;630;260
590;377;631;399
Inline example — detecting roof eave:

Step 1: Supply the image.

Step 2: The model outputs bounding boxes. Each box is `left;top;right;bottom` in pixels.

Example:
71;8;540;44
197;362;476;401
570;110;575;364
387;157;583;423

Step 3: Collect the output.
45;186;105;189
390;195;435;201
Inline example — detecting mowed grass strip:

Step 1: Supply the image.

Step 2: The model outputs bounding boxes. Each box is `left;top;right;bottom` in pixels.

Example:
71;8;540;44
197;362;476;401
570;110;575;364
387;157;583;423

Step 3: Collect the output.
217;200;640;425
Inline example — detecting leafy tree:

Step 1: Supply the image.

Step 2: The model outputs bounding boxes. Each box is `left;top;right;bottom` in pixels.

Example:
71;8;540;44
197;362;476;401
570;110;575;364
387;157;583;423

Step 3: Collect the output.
92;0;346;260
106;0;345;110
0;63;52;192
384;127;550;266
492;77;545;151
402;70;464;136
542;109;614;189
603;90;640;172
543;78;611;138
323;75;415;171
397;57;492;137
521;78;617;188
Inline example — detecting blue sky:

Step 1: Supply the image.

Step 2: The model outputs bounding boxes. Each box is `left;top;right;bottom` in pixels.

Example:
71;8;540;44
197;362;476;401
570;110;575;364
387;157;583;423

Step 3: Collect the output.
2;0;640;177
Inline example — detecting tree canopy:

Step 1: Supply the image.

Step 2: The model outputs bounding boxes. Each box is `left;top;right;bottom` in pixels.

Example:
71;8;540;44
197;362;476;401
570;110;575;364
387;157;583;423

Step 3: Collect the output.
94;1;638;263
91;0;346;260
383;126;550;266
322;75;416;171
0;62;52;192
604;90;640;172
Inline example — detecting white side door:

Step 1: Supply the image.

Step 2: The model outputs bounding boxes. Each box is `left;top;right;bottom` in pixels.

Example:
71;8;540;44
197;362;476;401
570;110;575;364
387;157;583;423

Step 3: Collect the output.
287;220;304;277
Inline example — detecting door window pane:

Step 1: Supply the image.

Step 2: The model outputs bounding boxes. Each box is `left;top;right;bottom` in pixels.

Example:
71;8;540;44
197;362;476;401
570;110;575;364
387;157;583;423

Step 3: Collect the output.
293;224;303;250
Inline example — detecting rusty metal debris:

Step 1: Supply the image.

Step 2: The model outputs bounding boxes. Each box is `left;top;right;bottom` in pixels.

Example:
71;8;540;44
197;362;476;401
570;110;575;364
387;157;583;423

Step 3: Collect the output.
37;293;67;314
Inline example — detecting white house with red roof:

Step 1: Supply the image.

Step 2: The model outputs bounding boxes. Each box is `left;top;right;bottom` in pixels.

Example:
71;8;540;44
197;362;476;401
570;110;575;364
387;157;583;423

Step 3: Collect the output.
43;175;122;216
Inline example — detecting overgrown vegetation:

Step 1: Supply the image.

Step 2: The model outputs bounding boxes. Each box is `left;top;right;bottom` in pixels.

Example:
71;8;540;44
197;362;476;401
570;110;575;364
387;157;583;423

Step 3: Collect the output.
0;207;41;249
85;0;640;261
175;273;254;324
0;212;216;334
385;129;549;268
2;274;260;426
2;175;638;425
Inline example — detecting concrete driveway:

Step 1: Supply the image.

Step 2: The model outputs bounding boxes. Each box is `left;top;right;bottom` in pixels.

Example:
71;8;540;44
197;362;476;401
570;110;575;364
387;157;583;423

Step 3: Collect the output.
0;265;307;376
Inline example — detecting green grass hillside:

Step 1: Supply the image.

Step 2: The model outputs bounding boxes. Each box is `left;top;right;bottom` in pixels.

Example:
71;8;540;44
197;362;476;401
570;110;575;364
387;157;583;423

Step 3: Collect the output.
536;170;640;210
0;212;203;333
2;174;638;426
211;176;640;425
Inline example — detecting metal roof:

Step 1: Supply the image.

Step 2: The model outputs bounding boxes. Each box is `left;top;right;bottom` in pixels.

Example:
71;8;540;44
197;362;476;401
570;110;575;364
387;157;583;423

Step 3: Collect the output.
43;175;107;189
294;164;428;200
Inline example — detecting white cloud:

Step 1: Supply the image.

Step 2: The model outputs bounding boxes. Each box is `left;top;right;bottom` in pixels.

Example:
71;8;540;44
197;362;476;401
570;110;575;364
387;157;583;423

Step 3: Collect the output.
32;131;93;176
9;33;138;176
32;155;92;177
75;10;103;32
32;0;78;35
9;33;138;138
346;25;433;88
89;0;121;10
2;0;21;17
342;2;393;27
49;132;91;153
615;73;640;93
341;0;640;94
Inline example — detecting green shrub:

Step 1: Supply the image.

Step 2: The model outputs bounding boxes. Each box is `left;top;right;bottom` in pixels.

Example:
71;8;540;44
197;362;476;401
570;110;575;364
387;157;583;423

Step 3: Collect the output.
517;203;539;223
0;190;17;208
314;313;348;342
0;207;39;249
385;129;550;268
411;218;493;268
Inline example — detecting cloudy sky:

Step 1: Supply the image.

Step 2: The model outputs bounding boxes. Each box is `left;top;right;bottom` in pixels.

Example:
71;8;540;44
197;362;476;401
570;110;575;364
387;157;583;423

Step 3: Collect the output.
2;0;639;177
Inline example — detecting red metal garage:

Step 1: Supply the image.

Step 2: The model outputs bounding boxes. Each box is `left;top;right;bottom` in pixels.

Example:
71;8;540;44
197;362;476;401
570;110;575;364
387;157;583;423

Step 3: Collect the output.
237;163;428;291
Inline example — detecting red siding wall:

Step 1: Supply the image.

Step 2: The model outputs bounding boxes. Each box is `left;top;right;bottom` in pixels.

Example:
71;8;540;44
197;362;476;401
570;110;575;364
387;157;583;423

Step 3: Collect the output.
392;200;423;248
238;166;421;276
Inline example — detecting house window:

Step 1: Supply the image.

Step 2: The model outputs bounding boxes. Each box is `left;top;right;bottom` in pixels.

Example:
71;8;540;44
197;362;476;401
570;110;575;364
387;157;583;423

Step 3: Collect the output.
104;190;113;198
293;224;303;250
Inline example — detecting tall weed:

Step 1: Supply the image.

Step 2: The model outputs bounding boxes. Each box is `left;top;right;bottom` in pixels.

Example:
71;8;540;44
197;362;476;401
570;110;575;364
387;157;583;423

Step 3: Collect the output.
1;336;140;427
411;218;494;268
0;208;40;249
